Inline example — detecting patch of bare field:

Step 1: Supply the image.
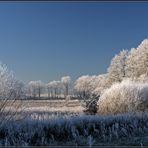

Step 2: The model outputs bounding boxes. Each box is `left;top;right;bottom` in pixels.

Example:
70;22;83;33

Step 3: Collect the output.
25;105;83;113
25;99;80;107
3;99;84;113
24;99;83;113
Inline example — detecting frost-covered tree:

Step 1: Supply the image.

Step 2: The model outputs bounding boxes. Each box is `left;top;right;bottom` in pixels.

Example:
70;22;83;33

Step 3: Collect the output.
107;50;128;86
48;80;62;98
35;80;44;99
61;76;71;97
74;74;109;98
0;62;25;123
74;75;107;114
136;39;148;77
46;82;52;98
126;39;148;79
137;74;148;83
28;81;37;98
74;75;95;98
93;74;109;96
125;48;138;79
28;80;44;99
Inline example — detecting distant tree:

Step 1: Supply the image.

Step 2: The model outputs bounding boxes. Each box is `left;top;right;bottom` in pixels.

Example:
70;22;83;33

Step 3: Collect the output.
35;80;44;99
28;80;44;99
56;81;63;98
61;76;71;97
46;82;52;98
28;81;37;98
74;75;98;98
48;80;62;98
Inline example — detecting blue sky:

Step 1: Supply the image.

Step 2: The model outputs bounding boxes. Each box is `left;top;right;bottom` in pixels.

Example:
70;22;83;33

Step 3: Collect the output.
0;2;148;83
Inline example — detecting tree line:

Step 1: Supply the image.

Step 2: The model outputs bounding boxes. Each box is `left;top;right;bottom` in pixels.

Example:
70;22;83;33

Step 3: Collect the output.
27;76;71;99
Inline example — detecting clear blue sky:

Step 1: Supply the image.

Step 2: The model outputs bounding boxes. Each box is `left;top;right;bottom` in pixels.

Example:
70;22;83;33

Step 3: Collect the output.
0;2;148;83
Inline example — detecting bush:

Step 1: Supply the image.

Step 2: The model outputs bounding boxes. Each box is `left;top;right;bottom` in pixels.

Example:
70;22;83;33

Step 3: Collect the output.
79;94;99;115
83;96;99;115
97;79;148;115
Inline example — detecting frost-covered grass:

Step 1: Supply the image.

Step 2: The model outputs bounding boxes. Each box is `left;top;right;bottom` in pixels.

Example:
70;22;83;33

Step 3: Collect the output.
98;80;148;115
25;106;83;113
23;99;80;107
4;99;83;113
0;112;148;146
0;98;148;146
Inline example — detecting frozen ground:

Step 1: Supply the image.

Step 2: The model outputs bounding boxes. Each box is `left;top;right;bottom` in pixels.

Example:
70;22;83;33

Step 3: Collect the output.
0;99;148;147
4;99;84;114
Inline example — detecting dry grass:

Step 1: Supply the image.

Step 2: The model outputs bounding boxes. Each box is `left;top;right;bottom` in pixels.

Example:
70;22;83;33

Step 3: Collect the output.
24;99;83;113
3;99;84;114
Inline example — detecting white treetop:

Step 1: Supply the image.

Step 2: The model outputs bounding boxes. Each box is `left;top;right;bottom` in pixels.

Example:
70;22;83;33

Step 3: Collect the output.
93;74;109;96
28;80;44;88
74;74;109;97
125;48;138;79
126;39;148;79
47;80;63;98
135;39;148;77
61;76;71;85
61;76;71;97
48;80;61;89
107;49;128;85
74;75;98;96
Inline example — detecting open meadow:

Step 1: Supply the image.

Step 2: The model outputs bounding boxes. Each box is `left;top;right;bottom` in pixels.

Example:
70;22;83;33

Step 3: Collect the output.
0;99;148;147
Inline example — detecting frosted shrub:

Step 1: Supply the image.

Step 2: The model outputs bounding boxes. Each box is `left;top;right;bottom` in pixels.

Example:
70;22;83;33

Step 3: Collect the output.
97;79;148;115
81;94;99;115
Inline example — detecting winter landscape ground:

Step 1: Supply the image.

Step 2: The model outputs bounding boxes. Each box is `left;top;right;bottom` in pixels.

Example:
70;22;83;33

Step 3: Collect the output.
0;99;148;147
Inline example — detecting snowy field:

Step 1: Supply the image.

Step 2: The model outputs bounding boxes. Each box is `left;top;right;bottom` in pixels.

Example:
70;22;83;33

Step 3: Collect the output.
23;99;83;113
3;99;83;113
0;99;148;147
2;99;84;121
